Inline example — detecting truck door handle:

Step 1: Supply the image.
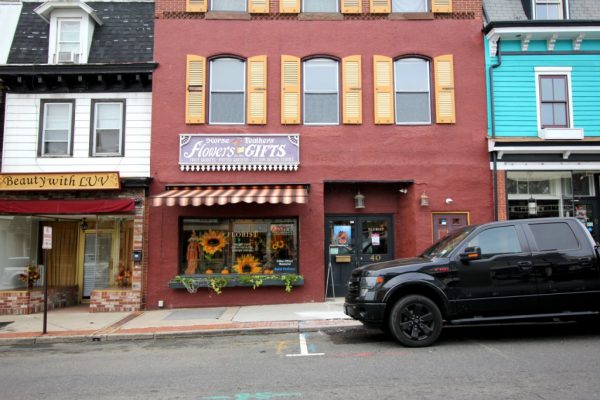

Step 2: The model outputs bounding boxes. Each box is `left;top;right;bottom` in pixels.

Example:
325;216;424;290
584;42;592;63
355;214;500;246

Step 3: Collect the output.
517;261;533;271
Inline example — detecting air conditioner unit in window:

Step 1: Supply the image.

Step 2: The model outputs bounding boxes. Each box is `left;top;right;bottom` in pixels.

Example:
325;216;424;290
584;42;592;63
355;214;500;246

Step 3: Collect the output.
57;51;76;63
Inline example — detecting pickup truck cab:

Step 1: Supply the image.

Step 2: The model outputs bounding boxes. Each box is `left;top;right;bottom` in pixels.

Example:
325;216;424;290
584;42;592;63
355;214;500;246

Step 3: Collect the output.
344;217;600;347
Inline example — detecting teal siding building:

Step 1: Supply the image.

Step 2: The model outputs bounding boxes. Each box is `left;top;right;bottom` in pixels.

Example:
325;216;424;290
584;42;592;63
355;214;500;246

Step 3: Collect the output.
484;0;600;241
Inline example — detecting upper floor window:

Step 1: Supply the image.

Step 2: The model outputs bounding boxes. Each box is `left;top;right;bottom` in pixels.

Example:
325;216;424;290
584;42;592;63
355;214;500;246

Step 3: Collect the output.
56;19;81;63
303;0;338;12
92;100;125;156
393;0;428;12
40;100;74;156
211;0;246;11
539;75;568;128
534;0;564;20
303;58;340;125
394;58;431;124
209;57;246;124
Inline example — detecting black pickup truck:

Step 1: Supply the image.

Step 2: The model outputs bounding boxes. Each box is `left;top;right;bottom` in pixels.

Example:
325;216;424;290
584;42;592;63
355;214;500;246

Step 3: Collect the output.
344;217;600;347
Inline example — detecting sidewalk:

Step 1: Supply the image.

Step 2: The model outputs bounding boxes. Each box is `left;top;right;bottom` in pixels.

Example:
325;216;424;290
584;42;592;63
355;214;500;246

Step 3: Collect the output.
0;298;364;346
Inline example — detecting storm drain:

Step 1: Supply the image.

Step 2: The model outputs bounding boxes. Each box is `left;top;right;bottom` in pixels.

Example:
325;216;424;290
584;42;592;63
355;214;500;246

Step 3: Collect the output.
164;308;226;320
0;321;13;330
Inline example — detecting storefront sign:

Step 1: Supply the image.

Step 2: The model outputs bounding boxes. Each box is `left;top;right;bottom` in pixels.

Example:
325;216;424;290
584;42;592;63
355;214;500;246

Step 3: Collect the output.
179;134;300;171
0;172;121;191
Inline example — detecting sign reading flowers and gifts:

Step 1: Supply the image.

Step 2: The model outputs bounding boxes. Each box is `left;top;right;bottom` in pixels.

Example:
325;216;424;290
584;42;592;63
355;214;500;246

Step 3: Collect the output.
179;134;300;172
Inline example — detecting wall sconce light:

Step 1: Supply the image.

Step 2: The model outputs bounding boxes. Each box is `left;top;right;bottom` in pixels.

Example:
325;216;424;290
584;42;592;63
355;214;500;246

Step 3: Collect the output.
528;196;538;216
420;192;429;207
445;198;454;205
399;188;408;194
354;191;365;209
80;218;88;231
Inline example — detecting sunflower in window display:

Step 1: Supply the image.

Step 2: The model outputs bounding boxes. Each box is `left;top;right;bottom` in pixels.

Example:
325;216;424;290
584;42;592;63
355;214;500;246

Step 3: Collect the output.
199;230;228;257
232;254;263;274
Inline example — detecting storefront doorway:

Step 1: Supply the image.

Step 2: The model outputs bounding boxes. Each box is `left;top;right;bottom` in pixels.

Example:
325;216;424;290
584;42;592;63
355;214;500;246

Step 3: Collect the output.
574;199;598;242
325;215;394;297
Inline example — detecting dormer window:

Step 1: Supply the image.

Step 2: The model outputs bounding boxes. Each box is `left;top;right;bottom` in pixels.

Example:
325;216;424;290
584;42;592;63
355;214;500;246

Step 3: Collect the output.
34;0;103;65
534;0;565;20
57;19;81;63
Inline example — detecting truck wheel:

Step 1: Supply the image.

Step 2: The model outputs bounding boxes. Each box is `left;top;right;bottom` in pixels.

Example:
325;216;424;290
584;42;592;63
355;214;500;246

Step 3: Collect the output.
388;295;443;347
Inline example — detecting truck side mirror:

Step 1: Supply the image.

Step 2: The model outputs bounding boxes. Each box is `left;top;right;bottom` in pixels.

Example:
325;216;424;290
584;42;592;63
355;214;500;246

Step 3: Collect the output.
460;246;482;262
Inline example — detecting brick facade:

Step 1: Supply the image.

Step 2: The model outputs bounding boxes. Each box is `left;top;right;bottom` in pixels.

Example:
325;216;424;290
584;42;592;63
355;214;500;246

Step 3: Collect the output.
0;286;78;315
89;289;142;313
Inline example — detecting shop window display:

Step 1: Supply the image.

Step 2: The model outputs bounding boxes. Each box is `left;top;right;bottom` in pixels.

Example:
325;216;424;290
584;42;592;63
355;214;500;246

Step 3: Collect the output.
181;218;298;275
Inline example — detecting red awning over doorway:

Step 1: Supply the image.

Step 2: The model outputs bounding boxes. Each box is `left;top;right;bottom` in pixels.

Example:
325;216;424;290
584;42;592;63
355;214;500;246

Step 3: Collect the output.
0;199;136;214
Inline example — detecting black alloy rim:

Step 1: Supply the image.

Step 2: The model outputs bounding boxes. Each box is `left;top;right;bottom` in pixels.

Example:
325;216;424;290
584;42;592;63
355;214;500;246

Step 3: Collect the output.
398;302;435;342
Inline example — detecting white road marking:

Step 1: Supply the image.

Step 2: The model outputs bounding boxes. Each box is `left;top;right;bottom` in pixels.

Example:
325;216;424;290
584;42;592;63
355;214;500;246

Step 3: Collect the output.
286;333;324;357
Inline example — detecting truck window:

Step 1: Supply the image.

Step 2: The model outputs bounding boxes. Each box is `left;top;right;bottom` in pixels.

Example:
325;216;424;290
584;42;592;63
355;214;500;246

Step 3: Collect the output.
529;222;579;251
467;226;522;257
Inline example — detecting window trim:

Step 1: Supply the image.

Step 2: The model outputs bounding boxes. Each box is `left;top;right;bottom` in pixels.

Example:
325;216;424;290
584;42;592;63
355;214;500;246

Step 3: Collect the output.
302;57;340;126
302;0;339;13
208;56;247;125
534;67;574;131
38;99;75;157
90;99;126;157
56;18;82;63
210;0;247;12
393;56;432;125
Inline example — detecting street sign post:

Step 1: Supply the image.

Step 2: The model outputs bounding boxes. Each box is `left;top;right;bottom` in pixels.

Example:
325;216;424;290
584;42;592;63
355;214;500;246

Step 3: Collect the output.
42;226;52;334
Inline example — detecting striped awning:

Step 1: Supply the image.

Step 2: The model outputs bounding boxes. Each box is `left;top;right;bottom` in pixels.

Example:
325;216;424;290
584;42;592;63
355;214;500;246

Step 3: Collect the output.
152;184;309;207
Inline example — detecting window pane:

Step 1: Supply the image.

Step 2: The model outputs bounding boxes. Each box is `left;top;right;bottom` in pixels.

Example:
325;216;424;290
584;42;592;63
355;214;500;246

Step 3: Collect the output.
536;4;561;19
552;103;567;126
44;142;68;155
60;21;80;41
96;103;122;130
540;103;555;126
396;93;430;123
552;78;566;101
395;58;429;91
304;0;337;12
304;93;338;124
212;0;246;11
96;130;120;154
540;77;554;101
530;222;578;251
211;58;245;91
360;220;389;255
392;0;427;12
44;130;69;142
304;59;338;92
210;92;245;123
45;104;70;129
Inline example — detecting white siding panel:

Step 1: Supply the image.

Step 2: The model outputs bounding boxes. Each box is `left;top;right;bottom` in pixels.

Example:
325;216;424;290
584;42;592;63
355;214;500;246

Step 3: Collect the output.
2;92;151;177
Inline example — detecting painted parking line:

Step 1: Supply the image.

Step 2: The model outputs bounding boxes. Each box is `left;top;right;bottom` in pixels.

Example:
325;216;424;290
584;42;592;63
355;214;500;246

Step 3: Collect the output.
286;333;324;357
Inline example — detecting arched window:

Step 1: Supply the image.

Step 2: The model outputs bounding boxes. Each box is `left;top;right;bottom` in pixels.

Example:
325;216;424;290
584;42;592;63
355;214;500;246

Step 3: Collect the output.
209;57;246;124
303;58;339;125
394;57;431;124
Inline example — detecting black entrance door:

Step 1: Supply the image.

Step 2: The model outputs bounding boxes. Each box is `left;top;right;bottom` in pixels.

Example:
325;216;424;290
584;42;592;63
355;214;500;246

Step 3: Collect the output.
325;215;394;297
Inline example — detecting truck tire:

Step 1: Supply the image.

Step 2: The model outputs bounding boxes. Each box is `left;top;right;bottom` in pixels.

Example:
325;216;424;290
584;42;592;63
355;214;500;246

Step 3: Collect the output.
388;294;443;347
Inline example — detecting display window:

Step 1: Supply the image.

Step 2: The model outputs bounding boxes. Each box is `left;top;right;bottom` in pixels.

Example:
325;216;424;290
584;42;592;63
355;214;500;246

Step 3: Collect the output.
181;218;298;275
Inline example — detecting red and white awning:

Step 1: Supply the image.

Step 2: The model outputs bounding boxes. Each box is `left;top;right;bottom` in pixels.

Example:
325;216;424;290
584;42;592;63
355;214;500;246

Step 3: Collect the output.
151;184;309;207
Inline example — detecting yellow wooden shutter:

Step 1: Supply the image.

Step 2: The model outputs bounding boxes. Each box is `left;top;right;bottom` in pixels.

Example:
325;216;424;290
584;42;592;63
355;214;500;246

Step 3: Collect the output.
249;0;269;13
370;0;390;13
186;55;206;124
185;54;206;124
373;55;394;125
186;0;207;12
432;0;452;13
342;0;362;14
342;55;362;124
247;55;267;125
281;55;301;125
434;54;456;124
280;0;300;13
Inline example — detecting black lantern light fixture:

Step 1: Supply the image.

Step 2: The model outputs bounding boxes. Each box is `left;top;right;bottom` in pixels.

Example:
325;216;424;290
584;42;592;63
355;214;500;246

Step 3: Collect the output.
80;218;88;231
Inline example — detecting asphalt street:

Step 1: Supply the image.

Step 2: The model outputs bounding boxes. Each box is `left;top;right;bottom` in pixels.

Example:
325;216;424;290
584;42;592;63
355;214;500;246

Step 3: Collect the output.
1;321;599;400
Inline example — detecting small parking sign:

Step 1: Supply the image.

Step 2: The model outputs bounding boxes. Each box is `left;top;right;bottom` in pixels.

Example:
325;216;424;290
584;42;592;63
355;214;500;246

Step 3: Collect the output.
42;226;52;250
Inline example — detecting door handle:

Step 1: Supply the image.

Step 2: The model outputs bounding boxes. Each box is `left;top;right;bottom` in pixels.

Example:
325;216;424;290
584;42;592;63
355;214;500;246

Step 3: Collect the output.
578;257;592;266
517;261;533;271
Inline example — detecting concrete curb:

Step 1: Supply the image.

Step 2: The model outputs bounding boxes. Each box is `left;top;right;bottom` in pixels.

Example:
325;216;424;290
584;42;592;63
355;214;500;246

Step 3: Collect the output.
0;320;366;346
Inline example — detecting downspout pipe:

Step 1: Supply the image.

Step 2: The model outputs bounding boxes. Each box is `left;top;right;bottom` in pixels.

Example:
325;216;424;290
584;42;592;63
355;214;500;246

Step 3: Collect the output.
489;38;502;221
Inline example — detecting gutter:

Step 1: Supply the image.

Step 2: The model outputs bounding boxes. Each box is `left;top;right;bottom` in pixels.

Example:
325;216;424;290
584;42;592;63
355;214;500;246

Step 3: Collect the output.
489;39;502;221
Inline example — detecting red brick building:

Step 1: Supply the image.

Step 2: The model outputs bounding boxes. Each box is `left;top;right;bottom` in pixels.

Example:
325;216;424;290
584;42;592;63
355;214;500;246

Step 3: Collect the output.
149;0;490;309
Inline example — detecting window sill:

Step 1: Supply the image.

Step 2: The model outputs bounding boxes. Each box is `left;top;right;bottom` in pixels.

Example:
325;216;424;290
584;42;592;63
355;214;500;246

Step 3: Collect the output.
388;12;434;20
205;11;251;20
168;275;304;289
298;12;344;21
538;128;584;140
